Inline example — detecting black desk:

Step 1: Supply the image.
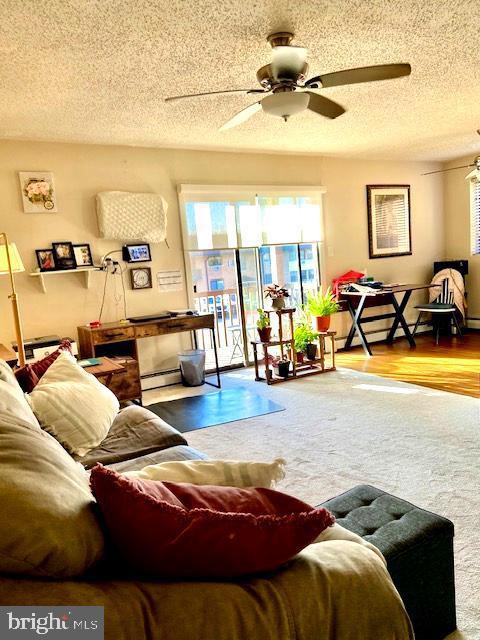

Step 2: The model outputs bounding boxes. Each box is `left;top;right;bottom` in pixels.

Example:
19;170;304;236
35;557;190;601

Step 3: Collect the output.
340;284;439;356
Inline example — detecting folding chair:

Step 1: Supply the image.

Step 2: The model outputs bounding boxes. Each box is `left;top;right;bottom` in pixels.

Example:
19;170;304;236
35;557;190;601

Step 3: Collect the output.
412;278;463;345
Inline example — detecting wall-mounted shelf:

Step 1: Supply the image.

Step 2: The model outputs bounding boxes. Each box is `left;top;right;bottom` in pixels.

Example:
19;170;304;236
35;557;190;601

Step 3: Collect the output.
29;267;97;293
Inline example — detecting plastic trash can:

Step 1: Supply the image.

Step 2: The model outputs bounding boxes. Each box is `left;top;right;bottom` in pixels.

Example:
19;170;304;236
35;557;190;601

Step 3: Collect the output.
178;349;206;387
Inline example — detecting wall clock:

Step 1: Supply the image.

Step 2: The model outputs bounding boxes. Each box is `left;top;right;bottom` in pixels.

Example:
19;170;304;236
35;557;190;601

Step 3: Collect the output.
130;267;152;290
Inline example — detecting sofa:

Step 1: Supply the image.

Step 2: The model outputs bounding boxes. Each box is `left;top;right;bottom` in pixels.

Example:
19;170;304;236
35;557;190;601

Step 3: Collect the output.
0;359;414;639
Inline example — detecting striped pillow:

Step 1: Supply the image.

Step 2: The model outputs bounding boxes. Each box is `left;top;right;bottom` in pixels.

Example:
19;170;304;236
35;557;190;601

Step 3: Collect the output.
123;458;286;488
27;352;119;456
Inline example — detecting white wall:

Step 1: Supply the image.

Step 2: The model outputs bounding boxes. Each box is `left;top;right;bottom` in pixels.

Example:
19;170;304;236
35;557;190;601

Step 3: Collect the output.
0;140;444;373
443;155;480;321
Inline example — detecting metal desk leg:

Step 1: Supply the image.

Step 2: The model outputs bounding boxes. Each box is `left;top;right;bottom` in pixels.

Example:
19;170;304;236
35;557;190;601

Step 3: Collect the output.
205;328;221;388
345;295;372;356
386;291;415;346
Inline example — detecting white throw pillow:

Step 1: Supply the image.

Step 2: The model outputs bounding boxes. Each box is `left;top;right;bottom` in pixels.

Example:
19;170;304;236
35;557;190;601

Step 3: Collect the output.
0;375;104;577
28;352;119;456
123;458;286;488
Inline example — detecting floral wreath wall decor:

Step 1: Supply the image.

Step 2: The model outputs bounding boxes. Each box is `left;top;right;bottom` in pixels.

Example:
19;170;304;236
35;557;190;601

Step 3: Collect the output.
18;171;57;213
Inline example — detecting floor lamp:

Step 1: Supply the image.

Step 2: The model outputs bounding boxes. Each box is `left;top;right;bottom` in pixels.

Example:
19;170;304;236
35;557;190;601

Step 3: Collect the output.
0;233;26;367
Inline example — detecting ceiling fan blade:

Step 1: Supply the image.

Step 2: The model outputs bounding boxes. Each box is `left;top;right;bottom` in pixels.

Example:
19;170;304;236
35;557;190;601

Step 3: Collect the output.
165;89;265;103
422;164;473;176
306;63;411;89
219;102;262;131
271;46;308;80
306;91;345;119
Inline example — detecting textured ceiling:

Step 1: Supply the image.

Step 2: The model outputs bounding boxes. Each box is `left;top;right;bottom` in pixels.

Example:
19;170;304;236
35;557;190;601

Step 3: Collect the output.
1;0;480;161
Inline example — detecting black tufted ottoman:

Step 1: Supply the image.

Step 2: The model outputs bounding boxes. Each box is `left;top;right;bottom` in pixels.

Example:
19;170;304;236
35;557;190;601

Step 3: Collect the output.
321;485;456;640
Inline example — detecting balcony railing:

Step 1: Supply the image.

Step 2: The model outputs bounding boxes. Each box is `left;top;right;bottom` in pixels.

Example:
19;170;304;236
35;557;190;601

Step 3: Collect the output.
193;289;259;368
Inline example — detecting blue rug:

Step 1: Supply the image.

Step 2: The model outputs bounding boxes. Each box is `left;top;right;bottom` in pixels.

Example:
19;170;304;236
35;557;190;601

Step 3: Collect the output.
147;387;285;433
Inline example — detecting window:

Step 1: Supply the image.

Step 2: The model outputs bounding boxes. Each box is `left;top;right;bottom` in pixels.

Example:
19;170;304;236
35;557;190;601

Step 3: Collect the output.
180;185;325;250
210;278;224;291
471;179;480;255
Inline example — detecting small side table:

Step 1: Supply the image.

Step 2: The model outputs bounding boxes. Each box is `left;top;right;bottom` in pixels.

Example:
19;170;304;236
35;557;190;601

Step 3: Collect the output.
82;357;127;387
0;343;17;367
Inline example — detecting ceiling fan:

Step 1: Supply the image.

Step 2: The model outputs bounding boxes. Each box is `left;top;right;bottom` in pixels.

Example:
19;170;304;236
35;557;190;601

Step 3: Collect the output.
165;32;411;130
423;131;480;180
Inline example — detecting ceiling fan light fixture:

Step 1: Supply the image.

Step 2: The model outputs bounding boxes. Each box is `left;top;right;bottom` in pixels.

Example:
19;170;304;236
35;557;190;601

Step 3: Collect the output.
261;92;309;120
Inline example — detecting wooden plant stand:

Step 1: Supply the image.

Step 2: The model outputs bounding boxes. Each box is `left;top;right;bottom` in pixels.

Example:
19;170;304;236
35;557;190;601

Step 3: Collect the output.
251;308;336;385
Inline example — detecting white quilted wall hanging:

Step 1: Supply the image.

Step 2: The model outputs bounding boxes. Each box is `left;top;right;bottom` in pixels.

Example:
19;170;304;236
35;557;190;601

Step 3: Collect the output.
96;191;168;243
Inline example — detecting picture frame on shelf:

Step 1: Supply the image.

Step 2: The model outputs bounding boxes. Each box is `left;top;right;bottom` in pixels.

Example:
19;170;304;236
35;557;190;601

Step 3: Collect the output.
122;243;151;263
73;243;94;267
19;171;57;213
366;185;412;258
130;267;152;290
35;249;56;272
52;242;76;270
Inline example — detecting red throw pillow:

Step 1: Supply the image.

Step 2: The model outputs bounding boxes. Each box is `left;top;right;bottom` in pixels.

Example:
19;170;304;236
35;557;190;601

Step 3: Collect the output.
15;340;72;392
90;464;334;579
13;364;39;394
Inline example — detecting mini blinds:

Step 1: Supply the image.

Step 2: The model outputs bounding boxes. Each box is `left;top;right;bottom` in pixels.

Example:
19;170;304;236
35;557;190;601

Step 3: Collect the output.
470;179;480;255
178;185;325;251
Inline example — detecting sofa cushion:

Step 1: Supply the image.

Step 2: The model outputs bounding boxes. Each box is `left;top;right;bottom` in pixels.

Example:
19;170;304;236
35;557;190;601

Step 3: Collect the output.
0;390;104;577
28;352;119;456
0;535;414;640
75;405;188;469
90;464;335;579
0;360;40;430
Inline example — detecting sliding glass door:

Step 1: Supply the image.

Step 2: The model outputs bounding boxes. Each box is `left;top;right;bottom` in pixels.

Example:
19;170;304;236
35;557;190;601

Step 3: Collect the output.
259;243;321;308
187;244;321;369
179;186;325;370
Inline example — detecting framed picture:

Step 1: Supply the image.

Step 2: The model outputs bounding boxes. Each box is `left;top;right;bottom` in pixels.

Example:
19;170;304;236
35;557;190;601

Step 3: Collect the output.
35;249;56;272
122;243;151;263
366;185;412;258
52;242;76;270
130;267;152;290
73;243;93;267
19;171;57;213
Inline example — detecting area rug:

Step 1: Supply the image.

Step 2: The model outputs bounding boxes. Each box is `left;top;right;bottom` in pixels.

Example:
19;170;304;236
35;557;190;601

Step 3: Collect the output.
146;387;284;432
183;367;479;640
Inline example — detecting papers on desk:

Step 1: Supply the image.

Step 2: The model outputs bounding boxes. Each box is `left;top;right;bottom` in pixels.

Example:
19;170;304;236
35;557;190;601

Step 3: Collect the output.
344;283;379;295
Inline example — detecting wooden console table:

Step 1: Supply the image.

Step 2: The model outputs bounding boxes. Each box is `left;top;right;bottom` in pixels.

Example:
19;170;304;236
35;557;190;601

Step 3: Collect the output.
77;314;220;403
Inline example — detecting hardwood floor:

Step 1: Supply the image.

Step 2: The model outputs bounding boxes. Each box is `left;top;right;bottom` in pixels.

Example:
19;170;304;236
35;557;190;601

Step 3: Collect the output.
336;331;480;398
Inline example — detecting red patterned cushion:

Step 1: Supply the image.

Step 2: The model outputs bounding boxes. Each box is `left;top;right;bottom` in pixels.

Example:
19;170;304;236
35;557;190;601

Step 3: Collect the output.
13;364;39;394
31;340;72;378
90;464;335;579
15;340;72;392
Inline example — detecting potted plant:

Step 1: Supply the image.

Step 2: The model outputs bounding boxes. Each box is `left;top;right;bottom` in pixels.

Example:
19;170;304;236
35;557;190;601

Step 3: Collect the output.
264;284;290;310
293;323;319;362
306;287;341;332
256;308;272;342
271;354;291;378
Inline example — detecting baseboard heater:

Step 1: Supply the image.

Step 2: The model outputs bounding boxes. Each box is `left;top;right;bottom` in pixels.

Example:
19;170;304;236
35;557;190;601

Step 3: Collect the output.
141;368;182;391
335;322;431;350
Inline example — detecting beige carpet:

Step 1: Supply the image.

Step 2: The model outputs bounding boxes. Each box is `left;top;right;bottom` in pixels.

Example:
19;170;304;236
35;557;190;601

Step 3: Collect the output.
149;367;479;639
